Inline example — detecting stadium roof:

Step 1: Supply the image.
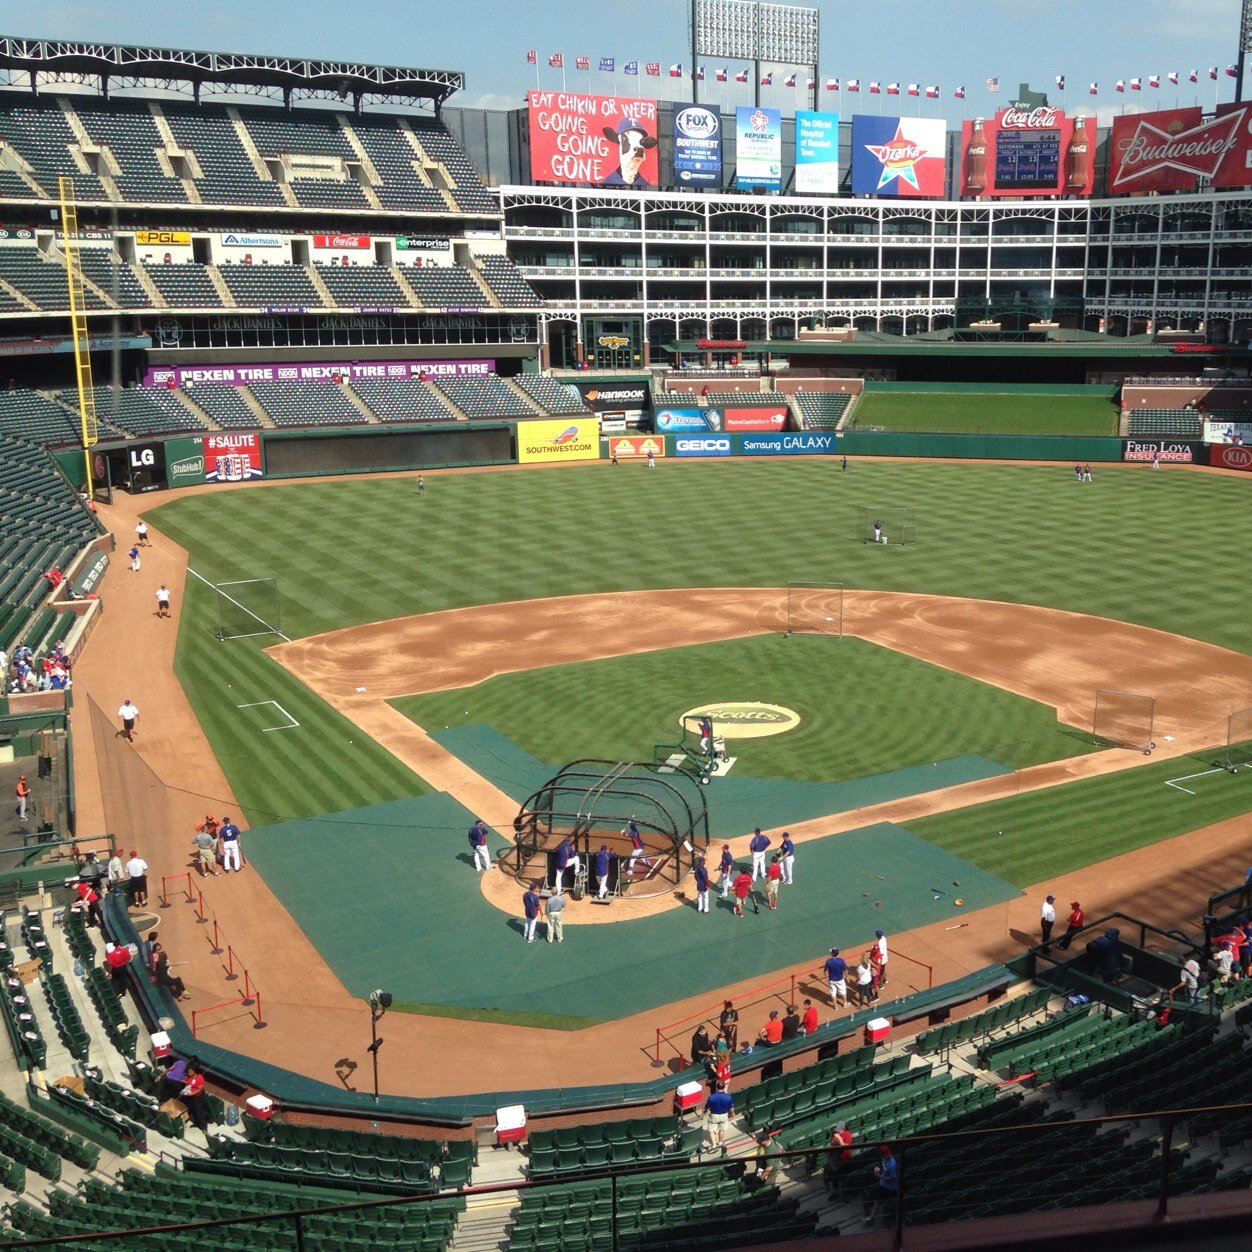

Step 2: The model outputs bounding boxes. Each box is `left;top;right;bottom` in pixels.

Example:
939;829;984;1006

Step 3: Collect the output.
0;36;464;109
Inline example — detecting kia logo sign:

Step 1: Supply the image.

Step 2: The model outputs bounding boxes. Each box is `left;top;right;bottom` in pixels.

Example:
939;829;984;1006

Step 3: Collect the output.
1215;445;1252;470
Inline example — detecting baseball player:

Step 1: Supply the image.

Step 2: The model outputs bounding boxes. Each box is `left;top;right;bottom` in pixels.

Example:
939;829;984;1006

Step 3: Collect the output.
15;774;31;823
155;585;172;618
625;819;652;873
719;843;735;897
468;819;492;872
693;855;710;914
749;827;771;880
780;831;795;885
217;817;243;872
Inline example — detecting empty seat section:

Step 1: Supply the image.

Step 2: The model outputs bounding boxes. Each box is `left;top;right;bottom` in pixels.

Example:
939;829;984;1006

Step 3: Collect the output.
189;385;262;429
315;263;412;307
350;379;457;423
219;264;322;309
248;381;367;427
405;266;489;308
71;101;190;205
143;262;224;308
795;392;851;429
434;375;536;418
0;98;108;200
477;255;541;306
159;103;285;207
513;376;588;415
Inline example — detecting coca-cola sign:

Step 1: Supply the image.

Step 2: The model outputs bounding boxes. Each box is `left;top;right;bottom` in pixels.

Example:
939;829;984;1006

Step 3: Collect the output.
313;234;372;249
1000;104;1061;130
960;106;1094;198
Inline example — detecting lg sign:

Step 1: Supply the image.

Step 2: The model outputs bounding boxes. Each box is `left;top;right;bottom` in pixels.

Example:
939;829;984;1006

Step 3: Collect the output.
129;448;156;467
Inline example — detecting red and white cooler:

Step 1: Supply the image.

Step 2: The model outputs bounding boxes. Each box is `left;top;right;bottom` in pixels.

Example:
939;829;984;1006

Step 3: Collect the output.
675;1080;703;1112
865;1017;891;1045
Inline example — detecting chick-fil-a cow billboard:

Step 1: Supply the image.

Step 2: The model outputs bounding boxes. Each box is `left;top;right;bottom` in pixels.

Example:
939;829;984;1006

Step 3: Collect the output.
527;90;659;188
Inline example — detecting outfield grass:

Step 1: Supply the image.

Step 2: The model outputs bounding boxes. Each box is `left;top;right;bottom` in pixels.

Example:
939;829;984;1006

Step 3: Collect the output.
855;391;1119;435
907;755;1252;887
149;460;1249;834
393;635;1093;780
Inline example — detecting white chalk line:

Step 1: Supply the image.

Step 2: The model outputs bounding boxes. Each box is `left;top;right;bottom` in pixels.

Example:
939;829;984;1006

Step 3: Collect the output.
1164;767;1224;796
236;699;300;732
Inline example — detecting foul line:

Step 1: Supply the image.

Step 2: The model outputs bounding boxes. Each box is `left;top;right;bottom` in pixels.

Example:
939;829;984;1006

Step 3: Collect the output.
187;567;291;642
1164;767;1223;796
236;700;300;732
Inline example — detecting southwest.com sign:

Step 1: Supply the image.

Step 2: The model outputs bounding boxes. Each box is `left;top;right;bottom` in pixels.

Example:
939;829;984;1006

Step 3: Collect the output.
518;418;600;464
741;432;836;455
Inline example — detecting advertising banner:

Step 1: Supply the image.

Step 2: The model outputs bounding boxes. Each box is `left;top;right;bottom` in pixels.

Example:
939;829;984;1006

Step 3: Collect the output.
527;90;659;188
204;432;263;482
395;236;450;251
795;110;841;194
736;106;783;191
655;407;713;433
740;431;836;456
1109;103;1252;192
136;229;191;246
574;379;651;411
1210;443;1252;473
143;359;494;388
852;115;947;197
165;436;205;488
219;232;282;248
1121;439;1202;463
723;407;788;431
960;105;1095;198
518;418;599;464
673;104;722;187
674;434;732;457
609;435;665;459
121;441;167;492
313;234;371;250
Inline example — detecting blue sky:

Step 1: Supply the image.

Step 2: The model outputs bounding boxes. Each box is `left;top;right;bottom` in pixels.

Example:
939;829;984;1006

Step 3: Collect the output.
2;0;1245;125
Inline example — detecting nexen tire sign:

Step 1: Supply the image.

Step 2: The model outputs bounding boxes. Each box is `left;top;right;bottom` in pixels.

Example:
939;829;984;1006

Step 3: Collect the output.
675;436;731;457
518;419;600;464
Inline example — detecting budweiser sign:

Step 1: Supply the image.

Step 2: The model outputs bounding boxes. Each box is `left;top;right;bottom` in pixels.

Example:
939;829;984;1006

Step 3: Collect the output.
1000;104;1060;130
1111;110;1243;188
313;233;371;249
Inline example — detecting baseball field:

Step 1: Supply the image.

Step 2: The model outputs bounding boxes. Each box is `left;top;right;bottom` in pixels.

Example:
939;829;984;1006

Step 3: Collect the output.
853;387;1121;435
101;452;1252;1074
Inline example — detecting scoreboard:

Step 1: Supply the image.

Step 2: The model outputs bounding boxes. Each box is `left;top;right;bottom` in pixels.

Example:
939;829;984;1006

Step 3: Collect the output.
994;126;1061;189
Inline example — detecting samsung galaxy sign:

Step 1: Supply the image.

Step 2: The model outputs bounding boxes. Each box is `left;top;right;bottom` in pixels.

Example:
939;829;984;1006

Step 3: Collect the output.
741;433;835;455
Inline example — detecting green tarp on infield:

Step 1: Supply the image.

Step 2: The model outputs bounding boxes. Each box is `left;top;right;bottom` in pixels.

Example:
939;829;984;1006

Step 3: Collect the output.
244;796;1019;1023
428;723;1009;839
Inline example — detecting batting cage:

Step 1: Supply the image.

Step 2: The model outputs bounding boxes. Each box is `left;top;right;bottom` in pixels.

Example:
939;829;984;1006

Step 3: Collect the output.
506;759;710;901
214;577;283;642
1225;706;1252;773
1092;689;1157;754
855;505;918;546
784;581;845;637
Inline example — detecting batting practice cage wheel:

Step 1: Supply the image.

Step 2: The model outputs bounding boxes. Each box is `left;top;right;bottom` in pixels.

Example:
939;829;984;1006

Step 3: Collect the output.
1224;706;1252;774
856;505;918;546
1092;689;1157;755
784;581;845;638
213;577;282;642
506;760;710;901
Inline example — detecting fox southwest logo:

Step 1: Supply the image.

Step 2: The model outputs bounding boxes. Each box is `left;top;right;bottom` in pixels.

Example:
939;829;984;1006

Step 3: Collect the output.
681;702;801;740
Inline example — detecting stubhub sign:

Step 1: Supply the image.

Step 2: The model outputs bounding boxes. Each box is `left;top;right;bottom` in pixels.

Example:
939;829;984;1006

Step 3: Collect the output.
741;432;836;456
675;435;732;457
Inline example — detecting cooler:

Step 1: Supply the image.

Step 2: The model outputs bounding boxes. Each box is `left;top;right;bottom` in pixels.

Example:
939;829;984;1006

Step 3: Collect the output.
150;1031;171;1060
865;1017;891;1045
245;1094;274;1121
675;1080;703;1112
495;1104;526;1147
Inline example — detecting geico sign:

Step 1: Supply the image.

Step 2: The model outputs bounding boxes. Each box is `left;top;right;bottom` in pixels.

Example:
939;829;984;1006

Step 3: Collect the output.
676;436;731;456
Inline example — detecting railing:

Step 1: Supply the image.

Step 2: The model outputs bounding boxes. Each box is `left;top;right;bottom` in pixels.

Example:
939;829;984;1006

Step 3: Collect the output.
159;870;264;1033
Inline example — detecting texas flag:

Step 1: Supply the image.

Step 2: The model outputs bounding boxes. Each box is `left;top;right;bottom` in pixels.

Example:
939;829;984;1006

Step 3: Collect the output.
806;77;815;89
1055;75;1065;90
1189;69;1198;83
847;79;860;93
1089;82;1098;95
1168;71;1179;85
926;85;939;98
1227;65;1239;78
954;85;965;99
1148;74;1159;88
716;67;728;82
1209;67;1219;80
784;72;797;87
1130;77;1141;90
735;68;749;83
1115;80;1125;92
761;71;773;85
669;63;683;78
906;83;919;96
886;82;900;95
869;82;880;94
825;78;838;91
696;67;705;81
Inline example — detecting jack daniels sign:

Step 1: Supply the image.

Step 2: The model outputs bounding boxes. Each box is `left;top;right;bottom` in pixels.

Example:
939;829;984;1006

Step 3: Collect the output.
150;311;537;351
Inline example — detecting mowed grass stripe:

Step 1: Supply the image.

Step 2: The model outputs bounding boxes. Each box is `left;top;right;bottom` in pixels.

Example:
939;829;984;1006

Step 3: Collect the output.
907;756;1252;887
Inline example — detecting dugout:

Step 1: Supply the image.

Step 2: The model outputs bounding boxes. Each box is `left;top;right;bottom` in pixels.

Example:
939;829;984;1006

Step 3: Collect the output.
508;759;709;900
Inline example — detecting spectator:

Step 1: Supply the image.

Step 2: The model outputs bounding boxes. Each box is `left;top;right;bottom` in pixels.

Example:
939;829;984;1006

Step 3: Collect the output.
719;1000;739;1052
801;999;819;1035
704;1081;734;1155
72;878;102;929
125;850;149;907
856;954;877;1005
152;944;190;1001
732;867;754;918
691;1022;716;1075
757;1010;784;1047
742;1131;779;1191
865;1143;899;1225
544;890;566;943
766;855;782;910
178;1062;211;1133
157;1056;189;1102
824;1121;855;1197
825;947;849;1009
43;566;62;588
1178;958;1201;1005
1089;927;1125;983
104;943;131;996
713;1035;732;1089
1058;900;1085;951
141;930;158;972
874;930;890;987
191;822;220;878
782;1004;802;1041
106;847;126;892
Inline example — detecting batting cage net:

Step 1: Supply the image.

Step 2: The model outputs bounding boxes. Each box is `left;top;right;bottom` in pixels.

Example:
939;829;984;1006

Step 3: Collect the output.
1093;689;1157;753
856;505;918;546
507;759;710;900
1225;706;1252;772
215;577;282;642
785;581;845;637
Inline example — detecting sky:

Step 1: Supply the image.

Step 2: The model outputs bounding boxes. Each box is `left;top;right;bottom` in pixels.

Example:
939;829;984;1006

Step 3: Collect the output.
0;0;1246;127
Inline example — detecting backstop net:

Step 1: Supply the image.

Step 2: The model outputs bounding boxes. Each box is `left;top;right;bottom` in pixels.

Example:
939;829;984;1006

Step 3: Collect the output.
215;578;282;642
785;581;845;637
1093;689;1156;753
856;505;918;545
1225;706;1252;772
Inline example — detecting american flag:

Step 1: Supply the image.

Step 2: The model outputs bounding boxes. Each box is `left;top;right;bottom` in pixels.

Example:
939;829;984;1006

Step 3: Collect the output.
575;55;589;71
526;50;537;65
548;53;563;68
986;77;999;92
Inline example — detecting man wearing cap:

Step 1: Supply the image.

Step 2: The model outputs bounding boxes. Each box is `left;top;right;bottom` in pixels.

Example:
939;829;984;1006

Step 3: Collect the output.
1040;895;1057;951
780;831;795;885
117;699;139;742
14;773;30;823
217;817;242;873
756;1010;784;1046
468;818;491;873
749;827;771;881
125;850;149;908
545;890;566;943
625;820;651;875
874;929;889;987
594;843;613;899
693;854;711;914
718;843;735;898
191;822;221;878
1058;900;1085;951
825;947;849;1009
733;867;754;917
600;116;657;189
107;847;126;893
824;1121;855;1197
521;882;543;943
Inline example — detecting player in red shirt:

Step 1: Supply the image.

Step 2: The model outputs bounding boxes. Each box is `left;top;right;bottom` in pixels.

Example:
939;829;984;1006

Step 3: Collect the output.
1058;901;1085;950
732;869;754;918
766;856;783;909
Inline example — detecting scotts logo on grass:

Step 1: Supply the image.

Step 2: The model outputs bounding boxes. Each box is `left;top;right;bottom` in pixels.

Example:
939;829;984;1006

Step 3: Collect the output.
681;703;801;739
